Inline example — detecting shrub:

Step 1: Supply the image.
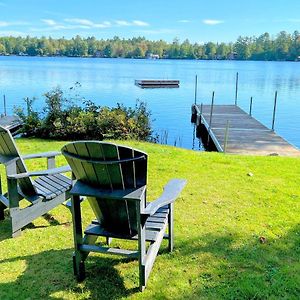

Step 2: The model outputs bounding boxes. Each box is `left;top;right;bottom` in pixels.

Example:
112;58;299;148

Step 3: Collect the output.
14;86;154;142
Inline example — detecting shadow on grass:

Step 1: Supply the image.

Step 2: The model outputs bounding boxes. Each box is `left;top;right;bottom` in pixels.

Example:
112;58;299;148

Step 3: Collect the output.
0;248;139;299
2;218;299;299
0;212;70;242
169;224;300;299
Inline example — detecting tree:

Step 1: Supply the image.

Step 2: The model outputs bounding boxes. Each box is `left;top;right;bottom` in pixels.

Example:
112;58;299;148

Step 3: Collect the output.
274;31;291;60
0;43;6;54
234;36;252;60
216;43;229;59
0;31;298;61
103;44;113;57
205;42;217;59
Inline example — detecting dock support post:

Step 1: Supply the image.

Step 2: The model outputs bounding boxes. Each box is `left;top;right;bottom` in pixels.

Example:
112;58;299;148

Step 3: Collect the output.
223;120;230;153
235;72;239;106
196;103;203;126
249;96;253;116
207;91;215;145
3;95;6;116
194;75;198;104
272;91;278;131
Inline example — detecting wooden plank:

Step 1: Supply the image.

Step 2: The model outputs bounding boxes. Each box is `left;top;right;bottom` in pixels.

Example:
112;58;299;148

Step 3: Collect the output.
84;223;160;242
0;128;36;195
143;179;187;216
70;180;146;201
0;194;9;207
80;244;138;258
144;220;168;284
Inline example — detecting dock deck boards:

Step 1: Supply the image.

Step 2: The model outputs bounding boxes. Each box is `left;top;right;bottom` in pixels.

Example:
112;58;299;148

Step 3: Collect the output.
192;104;300;156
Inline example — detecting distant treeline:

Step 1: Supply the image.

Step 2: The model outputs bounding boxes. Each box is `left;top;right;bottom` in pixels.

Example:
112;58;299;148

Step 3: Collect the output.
0;31;299;61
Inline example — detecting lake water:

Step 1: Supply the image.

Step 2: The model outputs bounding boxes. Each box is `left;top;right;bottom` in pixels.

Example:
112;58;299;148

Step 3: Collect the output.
1;56;300;150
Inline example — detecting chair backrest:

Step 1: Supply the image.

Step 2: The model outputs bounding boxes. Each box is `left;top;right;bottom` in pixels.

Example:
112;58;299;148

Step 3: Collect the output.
62;141;147;235
0;126;36;196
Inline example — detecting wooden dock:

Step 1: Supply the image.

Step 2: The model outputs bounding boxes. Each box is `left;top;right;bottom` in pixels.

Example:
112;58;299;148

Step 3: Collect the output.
191;104;300;156
135;79;179;88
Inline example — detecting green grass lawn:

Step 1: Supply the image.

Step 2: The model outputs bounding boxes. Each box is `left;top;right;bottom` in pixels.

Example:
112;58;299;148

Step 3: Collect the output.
1;138;300;299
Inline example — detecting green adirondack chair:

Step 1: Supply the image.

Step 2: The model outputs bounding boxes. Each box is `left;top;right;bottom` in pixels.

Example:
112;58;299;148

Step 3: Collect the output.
62;141;187;291
0;125;72;237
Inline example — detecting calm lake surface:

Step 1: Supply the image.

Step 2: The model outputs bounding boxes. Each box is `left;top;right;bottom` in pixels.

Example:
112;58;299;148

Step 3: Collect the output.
1;56;300;150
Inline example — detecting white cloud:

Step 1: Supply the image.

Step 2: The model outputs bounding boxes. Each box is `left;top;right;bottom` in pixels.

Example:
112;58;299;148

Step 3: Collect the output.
178;20;190;23
115;20;150;27
41;19;57;26
30;24;91;32
132;20;149;26
0;21;9;27
0;21;29;27
64;18;111;28
65;18;94;26
32;18;149;33
202;19;224;25
115;20;131;26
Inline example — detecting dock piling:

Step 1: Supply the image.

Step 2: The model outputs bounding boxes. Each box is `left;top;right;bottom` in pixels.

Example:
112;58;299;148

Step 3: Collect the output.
3;95;6;116
207;91;215;145
235;72;239;106
223;120;230;153
249;96;253;116
272;91;278;131
194;75;198;104
209;92;215;128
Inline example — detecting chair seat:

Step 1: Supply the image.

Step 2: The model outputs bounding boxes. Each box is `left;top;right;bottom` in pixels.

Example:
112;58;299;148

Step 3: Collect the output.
34;174;72;200
84;205;169;242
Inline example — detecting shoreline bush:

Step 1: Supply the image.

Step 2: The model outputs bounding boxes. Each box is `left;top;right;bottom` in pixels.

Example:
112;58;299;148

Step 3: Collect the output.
14;85;155;142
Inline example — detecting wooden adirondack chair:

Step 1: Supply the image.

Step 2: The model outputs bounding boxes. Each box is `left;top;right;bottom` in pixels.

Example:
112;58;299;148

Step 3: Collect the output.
0;125;72;237
62;141;186;291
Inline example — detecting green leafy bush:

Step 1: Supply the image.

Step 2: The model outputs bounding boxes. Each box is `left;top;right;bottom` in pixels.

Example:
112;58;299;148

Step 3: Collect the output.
14;86;154;142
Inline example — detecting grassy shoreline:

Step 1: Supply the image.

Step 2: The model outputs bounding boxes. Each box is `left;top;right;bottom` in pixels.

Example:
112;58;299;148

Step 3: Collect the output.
1;138;300;299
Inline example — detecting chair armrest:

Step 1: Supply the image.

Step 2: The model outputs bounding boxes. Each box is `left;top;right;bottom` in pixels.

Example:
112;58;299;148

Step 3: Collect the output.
142;179;187;216
70;180;147;202
22;151;61;160
7;165;71;179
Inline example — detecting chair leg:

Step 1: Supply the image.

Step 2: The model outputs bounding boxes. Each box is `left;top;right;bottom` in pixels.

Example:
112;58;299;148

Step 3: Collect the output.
137;202;146;291
168;203;174;252
9;207;22;238
71;195;85;281
0;202;5;221
73;253;85;281
106;237;112;245
12;228;22;238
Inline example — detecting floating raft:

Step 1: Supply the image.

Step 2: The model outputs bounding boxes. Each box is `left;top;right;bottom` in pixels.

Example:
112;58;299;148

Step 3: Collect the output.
135;79;179;88
0;115;23;135
192;104;300;156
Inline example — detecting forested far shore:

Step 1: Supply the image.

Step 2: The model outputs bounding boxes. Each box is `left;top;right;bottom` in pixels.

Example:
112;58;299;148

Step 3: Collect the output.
0;30;299;61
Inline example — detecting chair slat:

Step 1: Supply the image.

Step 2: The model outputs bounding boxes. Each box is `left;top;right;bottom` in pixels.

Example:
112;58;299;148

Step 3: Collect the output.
0;127;36;196
84;223;160;242
62;141;148;236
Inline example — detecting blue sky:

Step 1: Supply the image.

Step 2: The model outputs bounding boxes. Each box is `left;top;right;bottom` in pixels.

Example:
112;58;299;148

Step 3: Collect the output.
0;0;299;42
